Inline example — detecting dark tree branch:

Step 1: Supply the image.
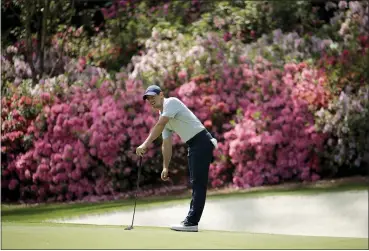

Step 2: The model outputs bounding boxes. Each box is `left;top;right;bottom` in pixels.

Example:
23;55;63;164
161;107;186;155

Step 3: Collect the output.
24;1;37;86
40;0;51;75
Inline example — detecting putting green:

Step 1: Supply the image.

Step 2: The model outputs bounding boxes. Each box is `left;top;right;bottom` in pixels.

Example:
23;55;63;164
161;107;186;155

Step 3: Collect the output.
2;222;368;249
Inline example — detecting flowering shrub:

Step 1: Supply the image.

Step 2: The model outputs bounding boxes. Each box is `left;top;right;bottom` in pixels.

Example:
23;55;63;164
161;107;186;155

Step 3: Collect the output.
315;86;369;173
223;62;329;188
317;33;369;96
3;77;154;202
174;58;330;188
52;26;128;71
240;29;336;68
8;57;109;98
2;74;196;202
328;1;369;39
210;59;328;188
1;93;43;200
1;43;71;88
130;28;244;89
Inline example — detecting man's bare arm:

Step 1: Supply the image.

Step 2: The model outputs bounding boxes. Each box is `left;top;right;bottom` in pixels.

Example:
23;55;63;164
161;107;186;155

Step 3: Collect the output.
162;136;172;169
143;116;170;146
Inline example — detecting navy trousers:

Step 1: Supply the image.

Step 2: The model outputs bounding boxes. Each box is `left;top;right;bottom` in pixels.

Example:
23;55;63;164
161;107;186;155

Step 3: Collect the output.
185;130;215;225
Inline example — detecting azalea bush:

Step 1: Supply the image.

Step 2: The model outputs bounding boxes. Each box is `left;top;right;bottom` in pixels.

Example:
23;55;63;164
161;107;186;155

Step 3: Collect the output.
3;77;141;202
223;61;330;188
129;27;244;88
1;42;72;97
2;73;194;203
240;29;335;68
328;1;369;40
1;93;43;200
315;86;369;174
174;58;331;188
1;46;69;90
317;33;369;96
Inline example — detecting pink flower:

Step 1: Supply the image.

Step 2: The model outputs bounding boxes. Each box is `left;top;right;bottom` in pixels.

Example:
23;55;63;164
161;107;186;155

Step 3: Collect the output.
101;8;109;18
301;69;313;80
30;185;37;192
25;169;31;179
311;173;320;182
78;57;86;67
123;168;131;176
223;32;232;42
204;120;212;128
53;125;62;135
8;179;18;190
41;92;51;102
89;148;97;156
38;164;49;172
178;70;187;80
284;63;298;73
178;81;197;97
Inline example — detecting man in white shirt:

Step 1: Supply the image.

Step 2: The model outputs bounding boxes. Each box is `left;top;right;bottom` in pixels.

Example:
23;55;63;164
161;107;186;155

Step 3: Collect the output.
136;84;217;232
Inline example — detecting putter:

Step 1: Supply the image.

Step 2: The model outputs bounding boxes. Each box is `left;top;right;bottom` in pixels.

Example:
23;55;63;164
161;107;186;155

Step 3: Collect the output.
125;156;143;230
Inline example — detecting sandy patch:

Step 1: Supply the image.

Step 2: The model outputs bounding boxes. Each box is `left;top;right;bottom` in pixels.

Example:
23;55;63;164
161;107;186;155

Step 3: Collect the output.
50;190;368;238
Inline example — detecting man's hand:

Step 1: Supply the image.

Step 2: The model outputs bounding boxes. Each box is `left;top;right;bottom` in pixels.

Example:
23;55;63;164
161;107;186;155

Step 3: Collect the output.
161;168;169;181
136;143;148;156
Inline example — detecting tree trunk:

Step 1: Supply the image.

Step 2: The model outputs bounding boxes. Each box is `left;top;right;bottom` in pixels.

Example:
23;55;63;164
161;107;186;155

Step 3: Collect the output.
40;0;50;76
24;2;37;86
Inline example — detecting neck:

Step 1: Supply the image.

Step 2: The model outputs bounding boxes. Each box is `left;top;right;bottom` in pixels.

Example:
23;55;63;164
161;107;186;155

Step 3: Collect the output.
159;97;165;112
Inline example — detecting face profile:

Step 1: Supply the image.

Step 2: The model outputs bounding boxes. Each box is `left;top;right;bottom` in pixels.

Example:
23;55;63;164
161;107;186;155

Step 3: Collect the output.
145;92;163;110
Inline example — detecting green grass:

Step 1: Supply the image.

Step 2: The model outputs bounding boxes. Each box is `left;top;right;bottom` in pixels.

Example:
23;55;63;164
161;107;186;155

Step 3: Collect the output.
2;222;368;249
2;179;368;249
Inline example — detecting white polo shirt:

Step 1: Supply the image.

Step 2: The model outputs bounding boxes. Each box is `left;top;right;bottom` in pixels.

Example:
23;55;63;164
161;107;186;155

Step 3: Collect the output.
160;97;205;142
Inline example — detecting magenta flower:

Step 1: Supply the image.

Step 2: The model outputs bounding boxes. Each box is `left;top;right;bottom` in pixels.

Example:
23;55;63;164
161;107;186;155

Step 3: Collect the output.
8;179;19;190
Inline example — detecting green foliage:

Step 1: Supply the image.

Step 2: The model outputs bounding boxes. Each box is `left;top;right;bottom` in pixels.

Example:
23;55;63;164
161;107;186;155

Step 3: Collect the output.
315;86;369;173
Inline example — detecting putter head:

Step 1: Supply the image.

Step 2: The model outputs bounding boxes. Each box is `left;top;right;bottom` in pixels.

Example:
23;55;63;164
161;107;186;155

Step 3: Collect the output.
124;225;133;230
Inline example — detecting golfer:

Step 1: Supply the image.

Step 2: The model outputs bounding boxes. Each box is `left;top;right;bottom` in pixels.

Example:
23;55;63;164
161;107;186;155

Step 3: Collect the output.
136;84;217;232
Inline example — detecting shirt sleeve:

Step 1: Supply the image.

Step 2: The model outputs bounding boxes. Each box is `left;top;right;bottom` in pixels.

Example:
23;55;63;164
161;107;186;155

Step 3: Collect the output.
162;127;173;139
161;98;181;118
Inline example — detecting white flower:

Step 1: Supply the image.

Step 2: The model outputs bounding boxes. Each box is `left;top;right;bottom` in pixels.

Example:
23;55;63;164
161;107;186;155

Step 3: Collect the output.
323;124;332;133
6;46;18;54
325;1;337;11
178;33;184;41
328;138;334;146
349;1;362;13
152;29;159;40
338;1;348;9
329;42;339;50
354;158;361;167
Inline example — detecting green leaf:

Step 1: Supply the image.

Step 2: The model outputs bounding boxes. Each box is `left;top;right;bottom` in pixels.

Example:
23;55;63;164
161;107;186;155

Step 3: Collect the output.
252;111;261;120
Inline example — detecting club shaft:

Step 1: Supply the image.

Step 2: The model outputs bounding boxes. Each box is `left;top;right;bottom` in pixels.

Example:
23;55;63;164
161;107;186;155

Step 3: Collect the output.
130;156;142;227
